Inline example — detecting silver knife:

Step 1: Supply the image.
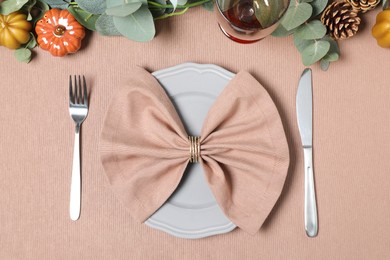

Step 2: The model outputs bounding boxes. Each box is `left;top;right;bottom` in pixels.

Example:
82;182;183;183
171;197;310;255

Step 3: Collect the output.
296;68;318;237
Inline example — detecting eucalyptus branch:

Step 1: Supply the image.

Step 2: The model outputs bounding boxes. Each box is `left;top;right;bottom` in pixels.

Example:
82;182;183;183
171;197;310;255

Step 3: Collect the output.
154;7;189;20
148;0;211;9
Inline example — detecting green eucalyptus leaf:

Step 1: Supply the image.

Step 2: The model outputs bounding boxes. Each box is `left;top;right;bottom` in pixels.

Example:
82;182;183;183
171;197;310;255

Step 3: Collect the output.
299;0;313;3
21;0;36;20
113;5;155;42
51;3;69;9
25;33;37;48
322;35;340;54
280;2;312;31
0;0;29;15
301;39;330;66
44;0;67;5
271;24;295;37
68;5;100;31
310;0;328;17
328;38;339;55
255;0;286;28
37;0;50;11
177;0;188;5
168;0;178;10
14;48;32;63
383;0;389;10
202;0;214;11
150;0;166;17
44;0;69;9
321;35;340;61
294;20;326;39
165;7;174;14
322;51;338;62
31;0;49;24
106;0;142;17
320;59;330;71
24;0;37;9
76;0;106;14
294;35;314;52
95;13;121;35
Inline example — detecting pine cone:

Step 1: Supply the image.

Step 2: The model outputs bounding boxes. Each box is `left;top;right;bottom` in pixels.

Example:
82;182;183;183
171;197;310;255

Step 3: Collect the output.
321;2;361;40
345;0;380;13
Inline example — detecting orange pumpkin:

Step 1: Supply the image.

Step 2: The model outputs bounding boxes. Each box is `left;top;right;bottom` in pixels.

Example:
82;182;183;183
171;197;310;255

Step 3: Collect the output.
35;9;85;57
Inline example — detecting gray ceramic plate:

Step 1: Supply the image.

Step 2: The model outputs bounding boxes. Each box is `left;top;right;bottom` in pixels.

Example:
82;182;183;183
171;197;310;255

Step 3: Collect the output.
144;63;237;239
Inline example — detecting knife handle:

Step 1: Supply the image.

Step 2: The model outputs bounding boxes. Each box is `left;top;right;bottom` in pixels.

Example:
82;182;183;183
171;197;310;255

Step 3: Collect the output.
303;147;318;237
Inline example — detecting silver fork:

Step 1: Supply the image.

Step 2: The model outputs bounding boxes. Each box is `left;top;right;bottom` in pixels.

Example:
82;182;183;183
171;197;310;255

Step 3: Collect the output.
69;75;88;221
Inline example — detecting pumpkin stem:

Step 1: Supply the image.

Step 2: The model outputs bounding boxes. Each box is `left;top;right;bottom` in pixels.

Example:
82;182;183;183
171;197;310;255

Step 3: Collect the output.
54;25;66;37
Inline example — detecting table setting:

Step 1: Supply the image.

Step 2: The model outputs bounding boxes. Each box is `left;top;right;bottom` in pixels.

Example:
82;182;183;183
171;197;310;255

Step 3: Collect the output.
1;0;390;258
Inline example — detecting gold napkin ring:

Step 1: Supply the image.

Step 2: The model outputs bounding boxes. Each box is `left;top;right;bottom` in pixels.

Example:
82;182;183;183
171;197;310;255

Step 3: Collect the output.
189;136;201;163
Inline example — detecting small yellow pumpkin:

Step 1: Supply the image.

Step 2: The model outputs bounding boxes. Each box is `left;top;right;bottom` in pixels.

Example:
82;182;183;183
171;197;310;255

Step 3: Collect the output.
35;9;85;57
0;12;32;49
372;9;390;48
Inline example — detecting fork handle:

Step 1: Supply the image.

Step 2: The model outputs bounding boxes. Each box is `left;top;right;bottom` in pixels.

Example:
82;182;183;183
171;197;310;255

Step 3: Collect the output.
70;125;81;221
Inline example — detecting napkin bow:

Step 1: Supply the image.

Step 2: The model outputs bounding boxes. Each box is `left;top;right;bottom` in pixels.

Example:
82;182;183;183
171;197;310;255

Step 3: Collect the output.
99;67;290;234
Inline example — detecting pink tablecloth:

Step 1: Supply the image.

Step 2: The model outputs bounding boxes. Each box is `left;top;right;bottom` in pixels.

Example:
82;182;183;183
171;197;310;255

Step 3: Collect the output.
1;7;390;260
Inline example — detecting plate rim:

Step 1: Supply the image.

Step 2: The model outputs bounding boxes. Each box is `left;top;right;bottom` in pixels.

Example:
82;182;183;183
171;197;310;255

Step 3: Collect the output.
151;62;235;80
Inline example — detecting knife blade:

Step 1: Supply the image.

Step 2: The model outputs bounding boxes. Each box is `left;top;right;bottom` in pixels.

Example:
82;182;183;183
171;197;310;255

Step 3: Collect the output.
296;68;318;238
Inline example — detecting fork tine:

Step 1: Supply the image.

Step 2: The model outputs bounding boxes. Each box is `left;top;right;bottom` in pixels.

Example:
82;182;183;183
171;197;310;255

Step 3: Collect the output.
78;75;83;104
83;76;88;106
73;75;77;104
69;75;74;104
76;76;79;104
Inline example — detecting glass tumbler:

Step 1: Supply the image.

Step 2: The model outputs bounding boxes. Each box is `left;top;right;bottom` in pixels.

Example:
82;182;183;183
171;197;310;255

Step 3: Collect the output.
215;0;289;43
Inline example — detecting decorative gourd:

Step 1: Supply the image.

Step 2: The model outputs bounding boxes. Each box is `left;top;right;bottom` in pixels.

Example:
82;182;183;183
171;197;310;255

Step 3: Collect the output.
35;9;85;57
372;9;390;48
0;12;32;49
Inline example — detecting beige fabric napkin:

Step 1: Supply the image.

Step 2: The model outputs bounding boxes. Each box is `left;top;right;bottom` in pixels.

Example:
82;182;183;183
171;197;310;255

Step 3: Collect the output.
99;67;290;234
